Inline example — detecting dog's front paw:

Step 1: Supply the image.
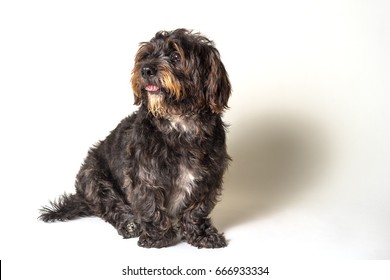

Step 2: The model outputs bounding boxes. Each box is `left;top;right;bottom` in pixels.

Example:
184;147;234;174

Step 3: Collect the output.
137;229;177;248
188;232;227;249
182;221;227;248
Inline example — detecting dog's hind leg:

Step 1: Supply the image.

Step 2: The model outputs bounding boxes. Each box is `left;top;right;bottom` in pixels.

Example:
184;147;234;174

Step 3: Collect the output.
74;157;141;239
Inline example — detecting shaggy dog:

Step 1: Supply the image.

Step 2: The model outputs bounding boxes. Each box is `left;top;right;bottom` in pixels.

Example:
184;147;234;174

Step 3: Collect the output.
39;29;231;248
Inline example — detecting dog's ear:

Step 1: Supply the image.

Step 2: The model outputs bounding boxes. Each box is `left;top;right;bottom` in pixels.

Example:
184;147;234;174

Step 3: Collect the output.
131;46;145;106
204;47;231;113
132;89;142;106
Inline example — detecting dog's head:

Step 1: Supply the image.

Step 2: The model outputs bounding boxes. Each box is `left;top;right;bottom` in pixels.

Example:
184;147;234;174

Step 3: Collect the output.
131;29;231;118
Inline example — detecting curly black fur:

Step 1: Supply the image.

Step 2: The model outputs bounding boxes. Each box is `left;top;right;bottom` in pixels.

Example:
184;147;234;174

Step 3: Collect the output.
39;29;231;248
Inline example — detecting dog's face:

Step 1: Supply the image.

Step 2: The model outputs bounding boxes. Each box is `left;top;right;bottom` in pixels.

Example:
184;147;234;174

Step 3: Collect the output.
131;29;231;117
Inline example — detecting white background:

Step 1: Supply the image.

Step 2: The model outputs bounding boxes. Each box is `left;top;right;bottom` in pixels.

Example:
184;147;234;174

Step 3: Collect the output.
1;0;389;279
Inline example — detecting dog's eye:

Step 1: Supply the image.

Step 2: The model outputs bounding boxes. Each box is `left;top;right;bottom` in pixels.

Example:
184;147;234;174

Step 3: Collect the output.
169;52;181;63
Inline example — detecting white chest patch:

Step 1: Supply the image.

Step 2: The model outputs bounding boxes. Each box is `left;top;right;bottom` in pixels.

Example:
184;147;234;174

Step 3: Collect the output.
168;115;199;134
168;166;197;217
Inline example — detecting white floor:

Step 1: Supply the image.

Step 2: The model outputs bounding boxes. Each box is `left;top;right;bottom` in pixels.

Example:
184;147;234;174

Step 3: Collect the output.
1;1;389;279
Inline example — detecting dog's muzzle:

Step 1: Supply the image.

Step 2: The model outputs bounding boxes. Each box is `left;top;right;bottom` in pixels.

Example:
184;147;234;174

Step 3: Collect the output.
141;65;161;94
141;65;156;78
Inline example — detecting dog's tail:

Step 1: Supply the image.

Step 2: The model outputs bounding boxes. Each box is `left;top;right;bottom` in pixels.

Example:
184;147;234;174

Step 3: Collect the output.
38;193;94;222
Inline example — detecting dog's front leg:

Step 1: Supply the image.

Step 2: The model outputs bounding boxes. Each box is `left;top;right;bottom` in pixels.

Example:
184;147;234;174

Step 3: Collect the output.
135;186;178;248
181;200;227;249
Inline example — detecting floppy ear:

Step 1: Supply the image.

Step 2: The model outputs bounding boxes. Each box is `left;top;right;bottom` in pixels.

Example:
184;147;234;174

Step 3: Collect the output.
131;74;142;106
130;60;143;106
132;90;142;106
131;43;150;106
204;47;231;113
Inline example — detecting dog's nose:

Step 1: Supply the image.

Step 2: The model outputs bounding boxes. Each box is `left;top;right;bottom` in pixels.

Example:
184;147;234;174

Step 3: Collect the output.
141;66;156;78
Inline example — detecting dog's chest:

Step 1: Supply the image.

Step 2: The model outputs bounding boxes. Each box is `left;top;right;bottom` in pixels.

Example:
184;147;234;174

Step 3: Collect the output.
167;164;197;216
132;115;209;216
165;118;203;216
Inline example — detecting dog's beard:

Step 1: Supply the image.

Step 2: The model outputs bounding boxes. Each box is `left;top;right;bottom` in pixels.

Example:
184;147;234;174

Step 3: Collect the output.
147;93;167;118
160;70;182;99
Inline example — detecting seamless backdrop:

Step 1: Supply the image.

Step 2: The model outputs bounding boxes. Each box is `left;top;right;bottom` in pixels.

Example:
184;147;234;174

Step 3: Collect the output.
1;0;389;279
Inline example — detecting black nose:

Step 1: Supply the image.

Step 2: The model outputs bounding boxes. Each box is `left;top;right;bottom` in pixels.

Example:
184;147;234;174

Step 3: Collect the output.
141;66;156;78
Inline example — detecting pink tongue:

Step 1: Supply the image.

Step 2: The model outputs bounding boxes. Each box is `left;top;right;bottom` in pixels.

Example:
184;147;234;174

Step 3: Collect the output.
145;85;159;92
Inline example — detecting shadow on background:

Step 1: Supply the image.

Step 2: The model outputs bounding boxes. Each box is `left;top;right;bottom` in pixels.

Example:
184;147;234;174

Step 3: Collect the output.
213;112;330;231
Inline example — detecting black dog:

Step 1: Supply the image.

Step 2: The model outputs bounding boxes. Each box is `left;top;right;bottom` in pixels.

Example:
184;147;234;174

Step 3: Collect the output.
39;29;231;248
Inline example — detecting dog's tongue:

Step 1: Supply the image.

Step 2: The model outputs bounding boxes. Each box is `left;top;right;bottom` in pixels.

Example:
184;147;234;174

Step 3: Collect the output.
145;85;159;92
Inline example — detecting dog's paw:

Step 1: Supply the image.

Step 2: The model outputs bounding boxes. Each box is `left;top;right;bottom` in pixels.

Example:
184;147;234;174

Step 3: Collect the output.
137;229;177;248
137;234;171;248
187;232;227;249
118;221;141;239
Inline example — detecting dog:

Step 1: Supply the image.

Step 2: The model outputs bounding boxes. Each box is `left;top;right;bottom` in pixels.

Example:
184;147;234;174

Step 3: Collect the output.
39;29;231;248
